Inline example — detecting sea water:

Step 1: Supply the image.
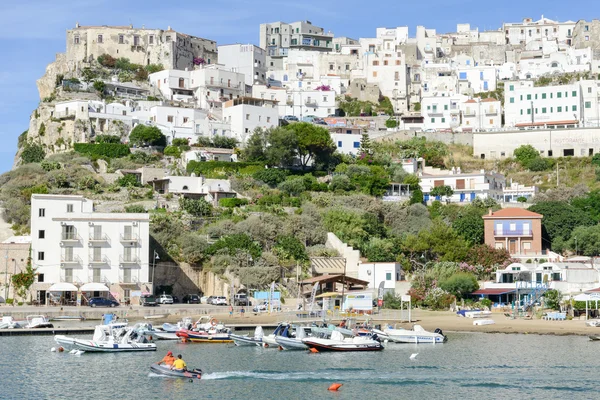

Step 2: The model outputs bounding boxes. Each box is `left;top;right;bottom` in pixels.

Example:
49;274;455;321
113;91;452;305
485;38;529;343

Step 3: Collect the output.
1;332;599;399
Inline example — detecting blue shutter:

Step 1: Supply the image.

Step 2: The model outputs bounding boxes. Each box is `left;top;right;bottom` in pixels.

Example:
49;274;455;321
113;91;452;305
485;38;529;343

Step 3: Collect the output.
353;142;360;148
459;72;467;79
337;141;342;147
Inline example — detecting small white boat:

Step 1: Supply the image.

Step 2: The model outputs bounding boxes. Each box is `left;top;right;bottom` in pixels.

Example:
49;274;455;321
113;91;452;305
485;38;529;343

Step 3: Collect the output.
586;320;600;327
0;316;21;329
473;319;495;326
153;331;180;340
162;317;193;333
302;330;384;352
262;323;292;348
25;315;54;329
373;324;447;344
276;326;310;350
50;315;85;322
231;326;264;346
54;323;156;352
464;310;492;319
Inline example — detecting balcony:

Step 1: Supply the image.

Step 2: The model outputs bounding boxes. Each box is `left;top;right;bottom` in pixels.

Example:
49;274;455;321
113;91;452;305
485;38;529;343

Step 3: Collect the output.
120;255;140;265
429;109;444;116
305;99;318;107
485;109;498;116
120;233;140;244
54;110;76;119
89;233;110;244
494;230;533;237
119;272;139;284
205;80;242;90
463;111;476;117
88;273;110;285
61;233;82;244
89;255;110;265
60;254;82;267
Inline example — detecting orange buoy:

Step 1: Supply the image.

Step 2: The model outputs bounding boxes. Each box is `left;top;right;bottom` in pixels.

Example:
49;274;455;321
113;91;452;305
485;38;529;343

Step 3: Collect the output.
309;347;319;353
263;343;269;348
328;383;343;391
58;347;64;353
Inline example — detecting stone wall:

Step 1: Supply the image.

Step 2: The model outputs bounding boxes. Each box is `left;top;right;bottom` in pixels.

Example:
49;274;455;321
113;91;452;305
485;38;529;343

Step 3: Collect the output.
325;232;361;278
153;261;238;299
375;130;474;146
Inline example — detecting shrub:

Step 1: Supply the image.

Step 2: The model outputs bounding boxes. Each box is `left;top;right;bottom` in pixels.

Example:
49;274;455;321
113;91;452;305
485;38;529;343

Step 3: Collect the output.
172;138;190;147
517;196;528;203
95;134;121;144
134;69;149;81
219;198;249;208
527;157;550;171
97;54;117;68
117;174;141;187
164;145;182;158
180;197;212;216
74;143;130;158
21;143;45;164
145;64;164;74
385;119;397;128
413;102;421;111
40;160;61;172
125;204;147;213
514;144;539;166
592;153;600;167
93;80;106;94
439;272;479;299
212;136;239;149
18;131;28;148
129;125;166;147
253;169;288;187
278;177;307;196
147;96;160;101
38;122;46;136
544;289;562;310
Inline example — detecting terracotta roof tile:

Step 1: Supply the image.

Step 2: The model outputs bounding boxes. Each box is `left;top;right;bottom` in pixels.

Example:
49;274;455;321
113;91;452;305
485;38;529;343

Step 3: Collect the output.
464;99;477;103
482;208;543;219
481;97;497;102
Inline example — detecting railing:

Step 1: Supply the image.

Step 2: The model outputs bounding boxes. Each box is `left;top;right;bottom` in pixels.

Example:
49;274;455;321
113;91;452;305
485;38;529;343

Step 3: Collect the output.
428;110;444;116
89;255;110;265
61;233;82;242
119;255;140;265
485;110;498;116
59;274;75;283
89;233;110;243
205;80;242;89
119;271;139;284
494;230;532;236
60;254;82;266
54;110;76;119
120;233;140;243
88;273;110;285
305;99;317;106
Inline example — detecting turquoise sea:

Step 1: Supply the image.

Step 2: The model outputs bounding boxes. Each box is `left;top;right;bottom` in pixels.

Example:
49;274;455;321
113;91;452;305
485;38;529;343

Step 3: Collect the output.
1;332;599;399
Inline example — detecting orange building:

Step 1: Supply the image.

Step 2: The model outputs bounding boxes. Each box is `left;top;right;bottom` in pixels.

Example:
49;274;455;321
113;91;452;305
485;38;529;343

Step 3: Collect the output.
482;208;543;255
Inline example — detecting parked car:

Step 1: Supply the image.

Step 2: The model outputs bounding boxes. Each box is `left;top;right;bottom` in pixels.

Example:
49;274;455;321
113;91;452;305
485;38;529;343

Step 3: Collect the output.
89;297;119;308
302;115;318;123
212;296;228;306
234;294;250;306
182;294;201;304
140;294;158;307
158;295;173;304
205;296;216;305
172;295;179;303
253;301;281;313
283;115;299;122
200;296;209;304
314;120;328;125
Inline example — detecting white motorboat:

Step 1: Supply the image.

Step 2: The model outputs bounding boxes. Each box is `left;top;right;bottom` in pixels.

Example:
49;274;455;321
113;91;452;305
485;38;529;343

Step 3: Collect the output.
464;310;492;319
302;330;384;352
231;326;264;346
54;323;156;352
262;323;292;348
0;316;21;329
373;324;447;344
473;319;495;326
162;317;193;333
153;331;180;340
276;326;310;350
25;315;54;329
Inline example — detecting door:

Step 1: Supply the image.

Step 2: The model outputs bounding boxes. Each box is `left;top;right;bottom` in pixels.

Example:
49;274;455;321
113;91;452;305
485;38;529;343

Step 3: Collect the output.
509;240;517;254
522;223;530;236
93;268;101;282
470;192;476;201
63;225;75;240
64;268;73;283
123;268;132;283
460;193;466;202
536;273;542;283
93;226;102;240
124;226;132;241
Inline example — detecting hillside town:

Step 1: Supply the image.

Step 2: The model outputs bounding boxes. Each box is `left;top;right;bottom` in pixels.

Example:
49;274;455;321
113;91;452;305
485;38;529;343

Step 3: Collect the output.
3;15;600;324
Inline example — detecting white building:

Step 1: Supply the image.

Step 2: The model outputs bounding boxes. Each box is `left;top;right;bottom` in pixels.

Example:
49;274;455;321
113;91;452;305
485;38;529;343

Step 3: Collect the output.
504;81;583;128
456;66;497;94
331;132;363;155
421;93;467;131
30;194;150;306
260;20;334;61
218;44;267;86
222;97;279;144
419;168;505;203
358;262;403;292
148;69;195;103
503;16;576;47
503;181;538;203
460;97;502;132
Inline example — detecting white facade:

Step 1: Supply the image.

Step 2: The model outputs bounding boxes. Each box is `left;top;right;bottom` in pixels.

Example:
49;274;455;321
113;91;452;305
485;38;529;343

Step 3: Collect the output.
456;66;497;94
358;262;403;291
421;93;467;131
222;98;279;144
461;98;502;132
30;194;150;305
503;17;576;47
420;169;505;203
218;44;267;86
503;181;538;203
331;133;363;155
148;69;195;103
260;20;334;57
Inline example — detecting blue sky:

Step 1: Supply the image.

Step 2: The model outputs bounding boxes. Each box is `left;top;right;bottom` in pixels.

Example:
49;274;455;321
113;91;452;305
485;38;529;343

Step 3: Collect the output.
1;0;599;173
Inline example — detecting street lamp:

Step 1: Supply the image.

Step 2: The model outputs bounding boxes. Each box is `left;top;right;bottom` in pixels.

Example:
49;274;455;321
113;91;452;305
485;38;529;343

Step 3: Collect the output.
151;250;160;295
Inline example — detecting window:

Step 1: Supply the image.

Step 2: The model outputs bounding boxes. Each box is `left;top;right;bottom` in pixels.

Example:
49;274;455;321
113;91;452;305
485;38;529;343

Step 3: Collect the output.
267;117;271;123
444;105;448;110
119;34;124;44
149;35;154;45
97;34;103;43
586;101;592;109
489;119;493;124
372;72;377;77
431;118;435;123
38;230;45;239
167;115;174;123
353;142;360;148
337;141;342;147
329;64;334;70
541;93;546;99
372;61;379;66
386;272;392;281
510;97;515;103
520;95;523;100
585;25;590;32
527;109;531;115
557;92;562;98
542;107;546;113
557;106;562;112
39;208;45;217
67;204;74;213
520;109;523;115
383;60;388;66
345;64;350;70
246;114;250;120
74;35;80;44
535;94;538;100
573;105;577;111
586;36;590;41
509;85;514;91
396;60;400;65
38;252;45;261
572;91;577;97
589;87;593;94
527;94;531;100
38;273;44;283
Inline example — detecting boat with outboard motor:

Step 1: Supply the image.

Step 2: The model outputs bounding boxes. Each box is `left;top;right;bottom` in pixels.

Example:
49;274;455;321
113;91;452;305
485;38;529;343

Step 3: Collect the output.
150;364;203;379
24;315;54;329
373;324;447;344
275;326;311;350
162;317;193;333
302;330;384;352
262;322;295;348
0;316;21;329
54;323;156;352
176;316;232;343
231;326;264;346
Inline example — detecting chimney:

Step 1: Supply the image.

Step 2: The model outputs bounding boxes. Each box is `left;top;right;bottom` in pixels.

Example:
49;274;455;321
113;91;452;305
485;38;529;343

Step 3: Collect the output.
488;209;492;216
75;22;80;28
168;26;172;31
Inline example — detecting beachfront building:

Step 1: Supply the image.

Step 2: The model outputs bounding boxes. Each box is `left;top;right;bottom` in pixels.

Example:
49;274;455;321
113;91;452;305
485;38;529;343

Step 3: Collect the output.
30;194;150;306
419;168;505;203
482;208;543;256
358;262;404;293
0;236;31;302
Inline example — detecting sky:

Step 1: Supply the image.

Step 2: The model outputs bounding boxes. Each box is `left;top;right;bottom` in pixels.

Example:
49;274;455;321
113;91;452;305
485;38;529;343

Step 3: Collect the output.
1;0;600;173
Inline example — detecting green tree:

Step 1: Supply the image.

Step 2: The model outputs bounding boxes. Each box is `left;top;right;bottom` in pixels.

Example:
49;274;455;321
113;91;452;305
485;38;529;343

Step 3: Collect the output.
543;289;562;310
253;169;288;187
566;225;600;256
179;197;212;216
452;207;485;245
11;249;35;302
274;235;308;264
513;144;539;166
439;273;479;300
430;185;454;199
208;233;262;260
21;143;45;164
409;189;424;205
529;201;595;248
212;136;238;149
163;145;182;158
243;128;268;162
571;190;600;222
287;123;336;169
277;177;307;196
93;80;106;94
358;133;372;156
129;125;167;147
95;134;121;144
401;220;470;268
117;174;140;187
385;119;398;128
265;127;298;167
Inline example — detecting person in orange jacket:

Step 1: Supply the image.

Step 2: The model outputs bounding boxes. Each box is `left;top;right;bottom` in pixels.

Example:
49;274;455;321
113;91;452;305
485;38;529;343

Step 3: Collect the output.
156;351;176;366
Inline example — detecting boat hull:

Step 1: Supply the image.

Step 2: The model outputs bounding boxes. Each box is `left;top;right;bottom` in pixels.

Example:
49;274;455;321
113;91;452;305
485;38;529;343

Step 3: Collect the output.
54;335;156;352
275;336;308;350
153;331;180;340
150;364;202;379
176;330;232;343
302;339;384;352
230;334;262;346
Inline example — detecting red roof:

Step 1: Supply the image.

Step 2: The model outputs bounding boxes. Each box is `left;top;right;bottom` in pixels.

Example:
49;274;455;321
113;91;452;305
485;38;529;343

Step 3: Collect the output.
481;97;497;103
464;99;477;104
472;288;516;295
587;288;600;293
482;208;543;219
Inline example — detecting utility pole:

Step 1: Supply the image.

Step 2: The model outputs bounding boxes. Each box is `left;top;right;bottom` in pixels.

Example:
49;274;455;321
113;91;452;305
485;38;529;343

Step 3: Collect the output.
4;248;8;300
556;162;559;187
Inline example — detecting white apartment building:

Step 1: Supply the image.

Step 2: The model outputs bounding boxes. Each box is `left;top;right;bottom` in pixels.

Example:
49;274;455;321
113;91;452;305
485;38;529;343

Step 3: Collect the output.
504;81;583;128
503;181;538;203
332;132;363;156
456;66;497;94
421;93;467;131
461;98;502;132
222;97;279;144
358;262;403;291
218;44;267;86
503;16;576;47
420;169;505;203
148;69;195;103
260;20;334;60
30;194;150;306
518;48;592;80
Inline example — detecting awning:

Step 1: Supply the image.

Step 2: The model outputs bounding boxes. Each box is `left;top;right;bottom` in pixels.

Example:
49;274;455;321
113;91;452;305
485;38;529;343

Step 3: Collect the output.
316;292;342;299
472;288;516;295
48;283;78;292
80;283;109;292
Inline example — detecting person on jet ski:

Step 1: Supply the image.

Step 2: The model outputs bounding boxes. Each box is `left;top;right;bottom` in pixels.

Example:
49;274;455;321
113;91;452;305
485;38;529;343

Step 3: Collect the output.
171;354;187;371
